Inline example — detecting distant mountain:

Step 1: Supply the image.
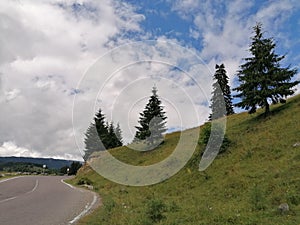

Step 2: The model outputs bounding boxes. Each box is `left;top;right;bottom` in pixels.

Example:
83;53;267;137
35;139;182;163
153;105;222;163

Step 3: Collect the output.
0;157;81;169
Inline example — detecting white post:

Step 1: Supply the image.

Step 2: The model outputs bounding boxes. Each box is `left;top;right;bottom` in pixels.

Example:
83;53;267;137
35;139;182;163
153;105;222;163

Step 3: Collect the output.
43;165;46;174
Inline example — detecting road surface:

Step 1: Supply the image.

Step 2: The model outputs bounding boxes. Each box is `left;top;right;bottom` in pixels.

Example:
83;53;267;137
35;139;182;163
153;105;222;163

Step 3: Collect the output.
0;176;98;225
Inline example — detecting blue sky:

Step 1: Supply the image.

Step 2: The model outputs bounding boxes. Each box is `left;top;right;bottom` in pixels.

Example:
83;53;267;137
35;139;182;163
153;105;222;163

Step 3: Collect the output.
138;0;300;64
0;0;299;159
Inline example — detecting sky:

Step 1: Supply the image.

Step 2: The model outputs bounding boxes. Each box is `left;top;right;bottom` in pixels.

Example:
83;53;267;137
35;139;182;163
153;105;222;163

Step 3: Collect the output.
0;0;299;161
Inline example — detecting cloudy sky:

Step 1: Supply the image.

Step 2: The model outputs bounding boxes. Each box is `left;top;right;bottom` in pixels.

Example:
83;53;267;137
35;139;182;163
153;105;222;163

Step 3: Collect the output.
1;0;299;161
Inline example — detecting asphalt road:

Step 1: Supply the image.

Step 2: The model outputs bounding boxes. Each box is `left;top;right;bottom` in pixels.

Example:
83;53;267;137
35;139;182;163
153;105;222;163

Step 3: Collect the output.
0;176;98;225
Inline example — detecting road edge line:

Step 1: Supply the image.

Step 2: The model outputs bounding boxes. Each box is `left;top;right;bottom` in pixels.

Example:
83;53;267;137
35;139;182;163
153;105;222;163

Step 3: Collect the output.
0;176;21;183
68;194;98;224
60;178;76;189
60;177;100;224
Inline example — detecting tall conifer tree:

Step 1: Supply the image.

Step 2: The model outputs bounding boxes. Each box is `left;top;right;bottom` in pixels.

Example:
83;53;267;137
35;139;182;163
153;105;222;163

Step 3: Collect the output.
234;23;299;115
83;122;104;161
84;108;123;160
135;86;167;145
210;64;234;120
94;109;109;147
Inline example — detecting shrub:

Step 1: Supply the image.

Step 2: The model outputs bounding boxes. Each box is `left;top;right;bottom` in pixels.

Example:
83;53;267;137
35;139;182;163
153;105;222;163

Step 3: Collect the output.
145;199;166;223
199;122;231;154
77;177;93;185
287;190;300;206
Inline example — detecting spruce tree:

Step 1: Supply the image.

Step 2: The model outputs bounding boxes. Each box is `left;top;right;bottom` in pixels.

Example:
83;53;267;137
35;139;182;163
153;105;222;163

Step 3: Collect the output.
83;108;123;160
135;86;167;145
94;109;109;147
83;108;108;161
107;122;123;149
234;23;299;115
83;122;104;161
115;123;123;146
209;64;234;120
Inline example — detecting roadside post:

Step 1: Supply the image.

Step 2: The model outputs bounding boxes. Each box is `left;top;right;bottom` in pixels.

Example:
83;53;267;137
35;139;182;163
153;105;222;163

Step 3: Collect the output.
43;164;46;175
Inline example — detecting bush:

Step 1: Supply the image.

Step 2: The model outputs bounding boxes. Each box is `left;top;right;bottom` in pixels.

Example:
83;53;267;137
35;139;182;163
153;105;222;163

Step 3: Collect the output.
287;190;300;206
145;199;166;223
199;122;231;154
77;177;93;185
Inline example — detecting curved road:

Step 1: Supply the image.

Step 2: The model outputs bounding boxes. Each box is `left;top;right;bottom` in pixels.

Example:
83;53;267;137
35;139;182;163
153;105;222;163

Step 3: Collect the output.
0;176;98;225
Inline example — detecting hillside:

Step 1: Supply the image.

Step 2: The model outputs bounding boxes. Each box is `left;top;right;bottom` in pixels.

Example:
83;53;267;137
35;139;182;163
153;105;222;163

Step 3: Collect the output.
70;94;300;225
0;161;45;173
0;157;78;169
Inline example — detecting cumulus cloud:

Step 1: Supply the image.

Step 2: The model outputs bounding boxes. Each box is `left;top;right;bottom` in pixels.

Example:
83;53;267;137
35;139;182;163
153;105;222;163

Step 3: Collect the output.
0;141;81;160
0;0;144;159
0;142;43;158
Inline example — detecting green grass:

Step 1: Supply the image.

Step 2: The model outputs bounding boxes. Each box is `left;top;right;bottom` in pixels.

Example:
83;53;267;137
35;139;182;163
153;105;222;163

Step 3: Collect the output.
70;94;300;225
0;172;18;180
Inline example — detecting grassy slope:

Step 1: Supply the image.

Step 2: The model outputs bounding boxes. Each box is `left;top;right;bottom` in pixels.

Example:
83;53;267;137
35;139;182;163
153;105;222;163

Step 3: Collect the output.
70;94;300;225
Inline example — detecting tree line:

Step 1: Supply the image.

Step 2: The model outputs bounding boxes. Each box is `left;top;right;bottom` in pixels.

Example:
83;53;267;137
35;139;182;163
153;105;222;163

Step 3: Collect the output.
84;109;123;160
83;23;299;160
84;86;167;160
83;67;231;160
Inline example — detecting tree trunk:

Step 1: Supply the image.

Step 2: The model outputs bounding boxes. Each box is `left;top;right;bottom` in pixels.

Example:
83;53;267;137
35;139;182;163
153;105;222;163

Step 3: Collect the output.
264;99;270;116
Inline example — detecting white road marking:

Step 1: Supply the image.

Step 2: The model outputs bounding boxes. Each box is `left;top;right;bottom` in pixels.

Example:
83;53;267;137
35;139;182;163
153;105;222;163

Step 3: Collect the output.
0;176;21;183
0;177;39;204
26;179;39;194
69;194;98;224
61;178;99;224
0;196;17;203
60;178;75;189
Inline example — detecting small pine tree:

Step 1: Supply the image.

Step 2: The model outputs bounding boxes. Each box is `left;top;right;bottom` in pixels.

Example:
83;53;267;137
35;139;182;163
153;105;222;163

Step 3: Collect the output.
217;64;235;116
209;64;234;120
115;123;123;146
135;86;167;145
234;23;299;115
107;122;123;149
83;122;105;161
83;108;124;160
94;109;109;148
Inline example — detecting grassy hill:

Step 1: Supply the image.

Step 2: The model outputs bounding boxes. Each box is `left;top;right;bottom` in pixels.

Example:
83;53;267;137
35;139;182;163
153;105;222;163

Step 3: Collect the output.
69;94;300;225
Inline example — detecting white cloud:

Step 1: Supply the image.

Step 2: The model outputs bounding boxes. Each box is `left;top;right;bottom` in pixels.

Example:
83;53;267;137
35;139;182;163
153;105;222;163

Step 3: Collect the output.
4;89;21;102
0;141;82;160
0;0;143;160
0;142;43;158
